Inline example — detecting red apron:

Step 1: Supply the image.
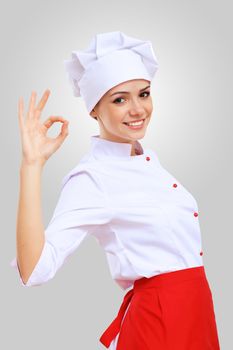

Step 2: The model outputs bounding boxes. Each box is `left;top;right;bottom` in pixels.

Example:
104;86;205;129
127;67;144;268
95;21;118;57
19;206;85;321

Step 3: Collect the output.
99;266;220;349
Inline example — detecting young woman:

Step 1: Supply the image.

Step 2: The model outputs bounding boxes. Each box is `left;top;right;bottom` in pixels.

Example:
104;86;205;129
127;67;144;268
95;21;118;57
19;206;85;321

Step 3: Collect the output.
12;31;221;349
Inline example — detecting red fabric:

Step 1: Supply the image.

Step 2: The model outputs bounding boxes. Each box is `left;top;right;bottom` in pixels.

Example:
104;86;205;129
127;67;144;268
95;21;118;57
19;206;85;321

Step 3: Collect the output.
99;266;220;349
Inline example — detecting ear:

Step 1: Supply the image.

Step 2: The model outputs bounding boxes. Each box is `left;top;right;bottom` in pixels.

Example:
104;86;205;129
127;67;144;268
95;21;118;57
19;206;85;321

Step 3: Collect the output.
89;105;98;120
89;107;98;120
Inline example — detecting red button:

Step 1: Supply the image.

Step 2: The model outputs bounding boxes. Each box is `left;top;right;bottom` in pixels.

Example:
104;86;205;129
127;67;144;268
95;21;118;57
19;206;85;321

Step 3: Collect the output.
173;183;177;188
194;212;198;217
146;156;150;161
200;251;203;256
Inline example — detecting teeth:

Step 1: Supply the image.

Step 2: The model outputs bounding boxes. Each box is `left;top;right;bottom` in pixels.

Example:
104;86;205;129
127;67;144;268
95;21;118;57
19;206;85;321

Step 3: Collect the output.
126;120;144;126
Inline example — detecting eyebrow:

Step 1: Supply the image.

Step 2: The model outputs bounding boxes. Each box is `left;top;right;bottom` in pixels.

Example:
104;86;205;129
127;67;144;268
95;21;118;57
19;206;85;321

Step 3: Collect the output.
110;85;151;97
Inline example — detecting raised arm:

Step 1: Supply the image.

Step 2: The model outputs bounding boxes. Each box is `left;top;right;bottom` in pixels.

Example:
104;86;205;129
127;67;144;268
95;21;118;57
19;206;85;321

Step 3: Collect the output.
16;90;69;284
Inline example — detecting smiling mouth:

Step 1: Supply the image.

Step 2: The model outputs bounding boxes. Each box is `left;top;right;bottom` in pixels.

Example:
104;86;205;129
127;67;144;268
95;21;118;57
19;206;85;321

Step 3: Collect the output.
123;118;146;126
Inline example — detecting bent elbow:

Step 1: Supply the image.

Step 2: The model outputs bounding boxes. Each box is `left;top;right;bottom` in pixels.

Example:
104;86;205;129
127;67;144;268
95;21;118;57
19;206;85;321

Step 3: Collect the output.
11;241;57;287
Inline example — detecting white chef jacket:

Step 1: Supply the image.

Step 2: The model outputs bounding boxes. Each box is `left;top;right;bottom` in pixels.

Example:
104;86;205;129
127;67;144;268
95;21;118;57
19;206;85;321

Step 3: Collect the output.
11;134;204;289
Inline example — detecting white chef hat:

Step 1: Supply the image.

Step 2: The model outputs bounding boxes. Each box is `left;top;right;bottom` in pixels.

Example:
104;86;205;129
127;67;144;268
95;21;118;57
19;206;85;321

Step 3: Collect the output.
63;31;159;114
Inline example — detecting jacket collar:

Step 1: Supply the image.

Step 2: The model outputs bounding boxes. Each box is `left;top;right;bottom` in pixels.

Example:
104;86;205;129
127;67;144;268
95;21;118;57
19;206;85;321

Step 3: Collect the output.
90;134;144;158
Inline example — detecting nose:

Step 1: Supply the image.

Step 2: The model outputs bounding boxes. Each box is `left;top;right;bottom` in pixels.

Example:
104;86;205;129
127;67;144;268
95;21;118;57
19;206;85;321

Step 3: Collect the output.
128;99;145;116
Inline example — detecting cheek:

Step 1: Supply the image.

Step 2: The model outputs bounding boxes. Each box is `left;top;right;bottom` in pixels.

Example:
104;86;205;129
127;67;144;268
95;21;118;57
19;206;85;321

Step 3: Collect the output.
108;107;126;124
146;99;153;113
100;109;124;127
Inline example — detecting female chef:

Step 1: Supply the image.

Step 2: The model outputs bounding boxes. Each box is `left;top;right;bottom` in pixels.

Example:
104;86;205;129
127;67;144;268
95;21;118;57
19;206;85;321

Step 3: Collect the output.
12;31;221;349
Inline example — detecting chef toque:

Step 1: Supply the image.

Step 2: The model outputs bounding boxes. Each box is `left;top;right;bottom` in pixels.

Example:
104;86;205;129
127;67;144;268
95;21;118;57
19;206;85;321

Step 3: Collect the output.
63;31;159;114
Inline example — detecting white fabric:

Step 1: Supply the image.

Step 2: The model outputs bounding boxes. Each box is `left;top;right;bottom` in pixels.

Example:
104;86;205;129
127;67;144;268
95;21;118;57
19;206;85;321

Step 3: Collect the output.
11;134;204;289
63;31;159;113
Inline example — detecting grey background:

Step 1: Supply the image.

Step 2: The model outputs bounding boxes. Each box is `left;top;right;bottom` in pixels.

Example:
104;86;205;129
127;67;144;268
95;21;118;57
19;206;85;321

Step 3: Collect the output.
1;0;231;348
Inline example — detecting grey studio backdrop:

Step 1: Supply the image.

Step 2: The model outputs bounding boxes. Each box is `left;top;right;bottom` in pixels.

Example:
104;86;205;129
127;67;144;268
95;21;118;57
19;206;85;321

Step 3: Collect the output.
1;0;232;349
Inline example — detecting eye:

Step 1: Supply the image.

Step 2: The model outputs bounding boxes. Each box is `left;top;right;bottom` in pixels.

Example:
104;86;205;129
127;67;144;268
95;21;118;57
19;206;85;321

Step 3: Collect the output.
113;97;125;104
141;91;150;98
113;91;150;104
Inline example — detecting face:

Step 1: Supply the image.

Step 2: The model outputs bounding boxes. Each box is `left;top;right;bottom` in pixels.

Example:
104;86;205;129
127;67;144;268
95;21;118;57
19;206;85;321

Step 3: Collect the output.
90;79;153;151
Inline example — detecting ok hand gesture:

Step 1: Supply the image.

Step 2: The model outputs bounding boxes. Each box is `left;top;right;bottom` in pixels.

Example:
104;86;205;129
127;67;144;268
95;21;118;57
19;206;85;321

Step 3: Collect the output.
18;89;69;167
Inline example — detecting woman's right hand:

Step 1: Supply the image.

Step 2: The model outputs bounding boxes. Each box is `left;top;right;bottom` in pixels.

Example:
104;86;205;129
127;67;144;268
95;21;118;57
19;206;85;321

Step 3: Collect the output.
18;89;69;167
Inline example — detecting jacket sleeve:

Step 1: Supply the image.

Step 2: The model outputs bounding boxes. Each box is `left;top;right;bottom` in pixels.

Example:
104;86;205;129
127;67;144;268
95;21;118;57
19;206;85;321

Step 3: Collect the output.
10;167;110;287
